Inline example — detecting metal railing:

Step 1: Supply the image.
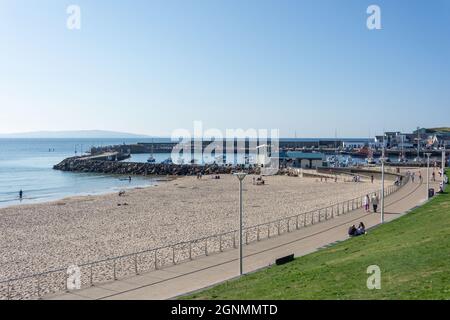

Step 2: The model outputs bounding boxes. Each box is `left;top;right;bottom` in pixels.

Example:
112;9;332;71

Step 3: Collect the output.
0;176;408;300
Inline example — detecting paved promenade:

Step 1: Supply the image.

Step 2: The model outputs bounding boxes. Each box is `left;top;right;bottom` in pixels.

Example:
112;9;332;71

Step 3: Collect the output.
48;169;440;300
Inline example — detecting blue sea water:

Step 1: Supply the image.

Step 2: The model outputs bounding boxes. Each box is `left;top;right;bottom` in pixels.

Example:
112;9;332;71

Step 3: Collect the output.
0;138;163;208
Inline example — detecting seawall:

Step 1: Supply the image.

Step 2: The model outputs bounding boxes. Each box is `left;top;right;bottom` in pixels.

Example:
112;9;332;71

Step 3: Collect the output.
53;158;261;176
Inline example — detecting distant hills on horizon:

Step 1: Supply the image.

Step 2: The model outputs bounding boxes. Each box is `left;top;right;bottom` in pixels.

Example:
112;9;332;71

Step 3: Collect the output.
0;130;373;140
0;130;154;139
1;128;448;139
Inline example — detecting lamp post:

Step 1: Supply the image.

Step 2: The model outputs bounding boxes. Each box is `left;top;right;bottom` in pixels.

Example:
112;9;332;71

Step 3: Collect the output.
234;171;247;275
379;157;387;224
443;149;446;182
425;153;431;198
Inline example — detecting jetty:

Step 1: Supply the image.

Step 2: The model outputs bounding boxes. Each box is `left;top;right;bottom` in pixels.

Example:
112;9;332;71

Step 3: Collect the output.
81;151;130;161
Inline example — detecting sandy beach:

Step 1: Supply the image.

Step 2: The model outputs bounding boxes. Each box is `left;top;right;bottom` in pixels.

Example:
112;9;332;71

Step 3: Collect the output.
0;173;390;283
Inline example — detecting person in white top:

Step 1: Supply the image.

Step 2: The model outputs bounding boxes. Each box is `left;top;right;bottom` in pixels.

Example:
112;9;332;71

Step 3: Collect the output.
363;194;370;212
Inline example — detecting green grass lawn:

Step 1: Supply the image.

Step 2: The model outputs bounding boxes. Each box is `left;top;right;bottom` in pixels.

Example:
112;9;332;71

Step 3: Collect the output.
184;172;450;300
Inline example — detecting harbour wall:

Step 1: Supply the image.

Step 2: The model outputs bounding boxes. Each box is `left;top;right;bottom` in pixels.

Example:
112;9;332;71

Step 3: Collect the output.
53;158;261;176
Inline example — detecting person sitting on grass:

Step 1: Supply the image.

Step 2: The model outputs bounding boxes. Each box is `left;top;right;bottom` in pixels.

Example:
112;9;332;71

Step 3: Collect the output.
356;222;366;235
348;225;357;237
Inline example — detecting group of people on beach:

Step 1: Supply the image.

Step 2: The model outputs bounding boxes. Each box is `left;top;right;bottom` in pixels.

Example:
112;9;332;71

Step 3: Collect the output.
363;193;380;213
348;222;366;237
252;176;265;185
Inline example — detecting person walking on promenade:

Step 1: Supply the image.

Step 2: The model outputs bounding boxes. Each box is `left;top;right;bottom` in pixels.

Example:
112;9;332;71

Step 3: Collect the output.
364;194;370;212
371;193;379;213
432;171;436;182
371;175;374;184
419;171;422;182
412;172;415;183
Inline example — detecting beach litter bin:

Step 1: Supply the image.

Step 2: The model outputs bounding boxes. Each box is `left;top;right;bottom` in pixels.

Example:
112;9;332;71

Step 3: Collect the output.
428;188;435;198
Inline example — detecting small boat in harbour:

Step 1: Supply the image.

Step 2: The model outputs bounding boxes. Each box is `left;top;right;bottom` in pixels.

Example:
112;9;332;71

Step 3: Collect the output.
147;138;156;163
161;158;173;164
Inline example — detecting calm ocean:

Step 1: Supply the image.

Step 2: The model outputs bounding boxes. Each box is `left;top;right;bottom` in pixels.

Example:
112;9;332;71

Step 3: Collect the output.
0;138;164;208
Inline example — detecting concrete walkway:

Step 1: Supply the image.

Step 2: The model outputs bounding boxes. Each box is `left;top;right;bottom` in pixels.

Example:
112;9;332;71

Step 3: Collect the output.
48;169;440;300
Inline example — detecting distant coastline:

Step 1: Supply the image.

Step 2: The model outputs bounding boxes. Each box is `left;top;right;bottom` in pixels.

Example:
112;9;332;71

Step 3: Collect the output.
0;130;153;139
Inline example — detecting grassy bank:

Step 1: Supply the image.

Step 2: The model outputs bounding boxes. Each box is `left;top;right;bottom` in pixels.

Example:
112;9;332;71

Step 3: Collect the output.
184;172;450;300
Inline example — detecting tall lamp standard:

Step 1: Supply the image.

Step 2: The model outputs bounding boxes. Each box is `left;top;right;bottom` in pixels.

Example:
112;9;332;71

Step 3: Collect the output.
425;153;431;198
233;172;247;276
443;149;446;182
379;156;387;224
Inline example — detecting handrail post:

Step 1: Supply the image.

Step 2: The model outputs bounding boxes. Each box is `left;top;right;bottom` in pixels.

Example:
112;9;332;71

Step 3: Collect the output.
154;250;158;270
257;227;260;241
65;272;69;292
205;239;208;256
245;230;248;245
172;246;176;265
113;259;117;280
134;255;139;275
37;275;41;299
90;264;94;286
233;232;237;248
277;221;280;235
287;219;290;232
296;215;299;230
7;281;11;300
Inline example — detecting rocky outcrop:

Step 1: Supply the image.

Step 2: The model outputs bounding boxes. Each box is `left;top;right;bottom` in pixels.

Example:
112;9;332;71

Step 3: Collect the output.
53;158;261;176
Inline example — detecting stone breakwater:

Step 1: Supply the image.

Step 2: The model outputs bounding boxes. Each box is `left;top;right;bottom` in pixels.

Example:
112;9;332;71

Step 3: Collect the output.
53;157;261;176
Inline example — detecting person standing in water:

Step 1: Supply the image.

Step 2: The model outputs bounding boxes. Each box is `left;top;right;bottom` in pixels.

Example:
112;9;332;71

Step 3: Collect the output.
19;189;23;200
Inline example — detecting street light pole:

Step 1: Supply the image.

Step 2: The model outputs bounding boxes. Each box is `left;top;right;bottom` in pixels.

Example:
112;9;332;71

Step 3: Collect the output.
443;149;446;181
380;157;386;224
425;153;431;199
379;135;387;224
234;172;247;276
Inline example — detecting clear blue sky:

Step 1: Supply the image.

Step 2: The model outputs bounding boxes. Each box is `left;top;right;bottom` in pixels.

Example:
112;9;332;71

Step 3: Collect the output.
1;0;449;137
